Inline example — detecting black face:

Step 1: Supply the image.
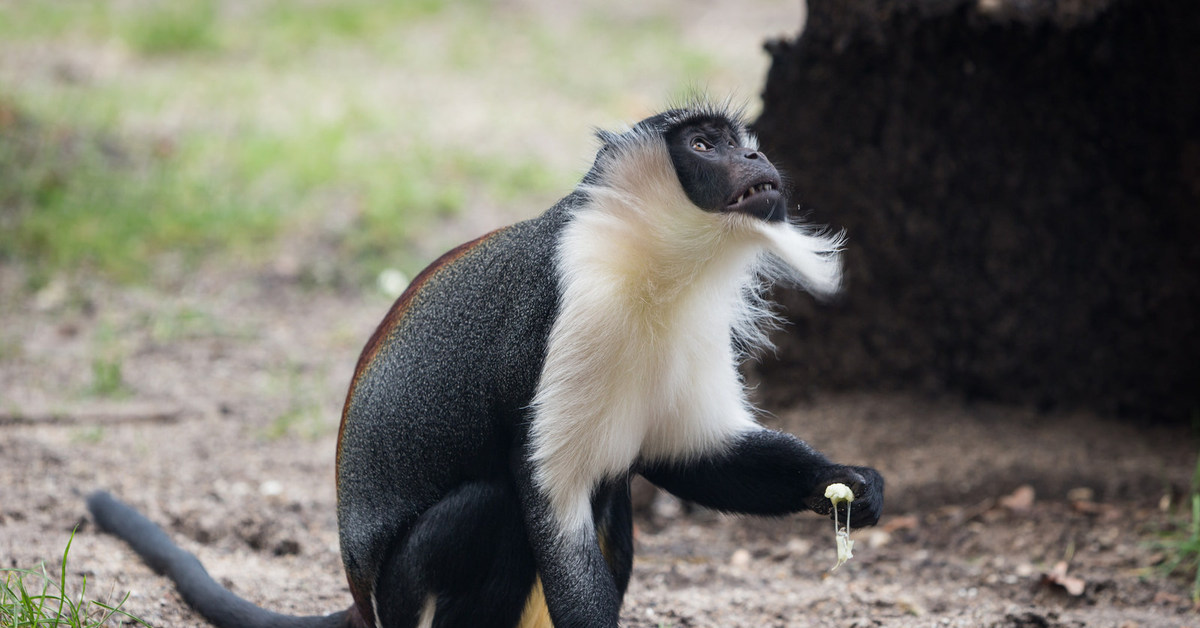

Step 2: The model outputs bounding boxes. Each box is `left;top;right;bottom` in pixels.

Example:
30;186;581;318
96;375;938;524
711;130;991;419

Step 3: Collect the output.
665;117;786;222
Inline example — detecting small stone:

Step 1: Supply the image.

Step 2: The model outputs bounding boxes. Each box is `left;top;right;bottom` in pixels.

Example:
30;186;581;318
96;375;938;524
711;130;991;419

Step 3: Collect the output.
867;530;891;549
896;595;926;616
785;537;812;556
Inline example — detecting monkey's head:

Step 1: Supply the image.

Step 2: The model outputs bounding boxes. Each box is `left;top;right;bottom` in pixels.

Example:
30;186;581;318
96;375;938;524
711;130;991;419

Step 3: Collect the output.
589;104;786;223
583;102;844;299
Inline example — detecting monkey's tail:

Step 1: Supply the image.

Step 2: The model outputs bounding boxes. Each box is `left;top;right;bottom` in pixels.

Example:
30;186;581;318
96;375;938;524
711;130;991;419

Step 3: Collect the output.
87;491;358;628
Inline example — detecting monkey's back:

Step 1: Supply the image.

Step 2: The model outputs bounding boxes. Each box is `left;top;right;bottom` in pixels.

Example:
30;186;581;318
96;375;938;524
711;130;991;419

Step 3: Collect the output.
334;198;575;610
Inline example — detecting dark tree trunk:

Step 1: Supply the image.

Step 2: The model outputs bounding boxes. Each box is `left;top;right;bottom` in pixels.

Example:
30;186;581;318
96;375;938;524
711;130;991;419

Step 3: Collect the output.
753;0;1200;420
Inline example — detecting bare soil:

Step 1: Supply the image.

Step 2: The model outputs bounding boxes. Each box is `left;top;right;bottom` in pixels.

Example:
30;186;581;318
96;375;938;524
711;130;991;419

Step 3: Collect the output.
1;266;1196;628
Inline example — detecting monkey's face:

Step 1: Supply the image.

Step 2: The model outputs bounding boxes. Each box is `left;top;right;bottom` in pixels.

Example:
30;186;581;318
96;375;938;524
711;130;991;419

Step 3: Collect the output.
665;118;786;223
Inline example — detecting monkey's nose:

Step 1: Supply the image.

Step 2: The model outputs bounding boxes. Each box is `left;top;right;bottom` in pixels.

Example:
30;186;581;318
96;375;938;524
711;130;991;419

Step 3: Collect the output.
743;150;761;160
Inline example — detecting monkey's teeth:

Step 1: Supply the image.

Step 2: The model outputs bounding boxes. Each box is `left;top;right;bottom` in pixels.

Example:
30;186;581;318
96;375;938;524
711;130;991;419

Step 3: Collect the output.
732;183;776;206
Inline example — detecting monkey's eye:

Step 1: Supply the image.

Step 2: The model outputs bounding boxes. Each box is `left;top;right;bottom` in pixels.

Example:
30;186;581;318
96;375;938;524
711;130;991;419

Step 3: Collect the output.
691;138;713;152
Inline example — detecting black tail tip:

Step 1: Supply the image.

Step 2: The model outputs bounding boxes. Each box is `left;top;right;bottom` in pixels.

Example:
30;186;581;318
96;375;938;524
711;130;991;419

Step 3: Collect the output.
86;490;116;514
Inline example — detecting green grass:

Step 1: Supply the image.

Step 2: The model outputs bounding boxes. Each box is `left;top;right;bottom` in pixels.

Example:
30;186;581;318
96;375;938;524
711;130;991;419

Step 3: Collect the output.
1154;494;1200;602
1150;449;1200;602
121;0;221;56
87;358;128;398
263;405;328;441
71;425;108;445
0;529;149;628
261;361;333;441
0;336;22;361
0;0;761;286
84;322;131;399
0;100;281;283
146;306;237;343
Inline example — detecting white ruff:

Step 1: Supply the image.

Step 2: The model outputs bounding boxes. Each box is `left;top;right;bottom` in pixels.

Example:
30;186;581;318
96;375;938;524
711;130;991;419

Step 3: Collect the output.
529;137;843;535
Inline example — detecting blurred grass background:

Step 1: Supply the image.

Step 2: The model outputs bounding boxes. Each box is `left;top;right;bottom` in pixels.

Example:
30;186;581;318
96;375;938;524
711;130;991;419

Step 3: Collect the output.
0;0;800;288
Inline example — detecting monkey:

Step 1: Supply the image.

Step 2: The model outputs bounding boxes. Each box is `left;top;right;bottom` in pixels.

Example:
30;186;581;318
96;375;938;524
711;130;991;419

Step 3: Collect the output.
88;100;884;628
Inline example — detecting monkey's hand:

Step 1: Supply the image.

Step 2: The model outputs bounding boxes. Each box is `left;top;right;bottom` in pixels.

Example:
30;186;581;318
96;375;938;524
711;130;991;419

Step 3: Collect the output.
805;465;884;528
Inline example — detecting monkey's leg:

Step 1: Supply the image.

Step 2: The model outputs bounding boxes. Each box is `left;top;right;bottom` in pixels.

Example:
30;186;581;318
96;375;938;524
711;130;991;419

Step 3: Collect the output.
590;479;635;598
639;428;884;527
374;479;537;628
514;463;623;628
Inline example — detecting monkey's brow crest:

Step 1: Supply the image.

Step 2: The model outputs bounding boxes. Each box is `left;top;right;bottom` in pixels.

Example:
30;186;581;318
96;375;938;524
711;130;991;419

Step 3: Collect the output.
593;99;752;150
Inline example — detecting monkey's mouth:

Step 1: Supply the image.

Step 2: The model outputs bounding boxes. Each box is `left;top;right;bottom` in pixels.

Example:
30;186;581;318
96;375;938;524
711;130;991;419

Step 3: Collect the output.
725;180;785;222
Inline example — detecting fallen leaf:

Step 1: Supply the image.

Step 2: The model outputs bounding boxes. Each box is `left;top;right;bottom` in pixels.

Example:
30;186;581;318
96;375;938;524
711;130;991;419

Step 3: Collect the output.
1040;561;1085;596
1065;486;1118;516
1000;485;1036;512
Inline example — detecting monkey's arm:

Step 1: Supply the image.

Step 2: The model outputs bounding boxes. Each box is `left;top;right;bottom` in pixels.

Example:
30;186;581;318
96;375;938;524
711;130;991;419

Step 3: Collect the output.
639;429;884;528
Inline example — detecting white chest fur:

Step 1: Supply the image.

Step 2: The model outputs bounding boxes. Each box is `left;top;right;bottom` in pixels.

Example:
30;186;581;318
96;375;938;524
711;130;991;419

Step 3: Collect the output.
527;140;843;535
529;215;762;533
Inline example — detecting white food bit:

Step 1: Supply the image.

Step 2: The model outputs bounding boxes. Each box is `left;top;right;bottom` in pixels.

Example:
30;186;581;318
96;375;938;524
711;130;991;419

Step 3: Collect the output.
825;482;855;570
825;483;854;504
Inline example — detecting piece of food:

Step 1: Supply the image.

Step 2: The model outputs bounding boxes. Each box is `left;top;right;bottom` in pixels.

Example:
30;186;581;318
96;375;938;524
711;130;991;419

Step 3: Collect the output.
825;483;854;504
825;482;855;570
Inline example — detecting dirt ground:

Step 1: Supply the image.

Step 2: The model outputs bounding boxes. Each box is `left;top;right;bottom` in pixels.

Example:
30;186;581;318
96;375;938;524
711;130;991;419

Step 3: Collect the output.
1;263;1197;628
